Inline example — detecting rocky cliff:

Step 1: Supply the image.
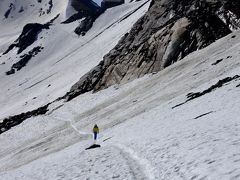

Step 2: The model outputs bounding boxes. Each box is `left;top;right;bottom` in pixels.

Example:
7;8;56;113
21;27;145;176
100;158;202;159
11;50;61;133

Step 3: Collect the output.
66;0;240;101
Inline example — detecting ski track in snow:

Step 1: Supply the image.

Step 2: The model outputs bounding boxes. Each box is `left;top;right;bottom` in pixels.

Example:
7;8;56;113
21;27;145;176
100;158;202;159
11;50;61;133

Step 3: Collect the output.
67;120;156;180
47;116;156;180
113;144;156;180
50;115;92;138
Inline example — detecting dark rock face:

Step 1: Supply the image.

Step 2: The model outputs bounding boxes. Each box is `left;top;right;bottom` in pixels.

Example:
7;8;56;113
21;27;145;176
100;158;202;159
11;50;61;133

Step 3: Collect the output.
6;46;43;75
65;0;240;101
4;3;14;18
47;0;53;14
65;61;106;101
65;0;104;35
17;24;47;54
74;8;105;36
74;16;95;36
0;104;50;134
172;75;240;108
94;0;236;90
18;6;24;13
101;0;125;9
3;14;59;55
216;1;240;31
3;23;48;55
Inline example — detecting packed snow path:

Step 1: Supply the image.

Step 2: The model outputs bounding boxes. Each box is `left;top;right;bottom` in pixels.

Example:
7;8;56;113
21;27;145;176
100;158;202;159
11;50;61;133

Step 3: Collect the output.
70;121;157;180
113;144;156;180
63;118;156;180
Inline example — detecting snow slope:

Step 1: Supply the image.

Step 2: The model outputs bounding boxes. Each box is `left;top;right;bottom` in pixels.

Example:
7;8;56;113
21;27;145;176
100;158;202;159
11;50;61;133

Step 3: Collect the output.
0;0;67;36
0;0;150;119
0;26;240;180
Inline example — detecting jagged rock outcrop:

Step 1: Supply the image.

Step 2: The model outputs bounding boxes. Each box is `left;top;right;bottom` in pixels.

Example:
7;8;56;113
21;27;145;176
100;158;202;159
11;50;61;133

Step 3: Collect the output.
0;103;50;134
217;1;240;31
3;24;48;55
6;46;43;75
3;14;59;55
65;0;240;101
65;61;106;101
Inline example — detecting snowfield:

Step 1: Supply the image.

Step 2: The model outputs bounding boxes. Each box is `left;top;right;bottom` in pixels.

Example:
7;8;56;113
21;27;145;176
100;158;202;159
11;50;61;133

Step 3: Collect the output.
0;29;240;179
0;0;150;119
1;0;240;180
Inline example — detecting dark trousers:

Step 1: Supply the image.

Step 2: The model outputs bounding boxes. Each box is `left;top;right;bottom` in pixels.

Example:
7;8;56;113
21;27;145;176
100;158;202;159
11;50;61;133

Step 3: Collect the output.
94;132;97;140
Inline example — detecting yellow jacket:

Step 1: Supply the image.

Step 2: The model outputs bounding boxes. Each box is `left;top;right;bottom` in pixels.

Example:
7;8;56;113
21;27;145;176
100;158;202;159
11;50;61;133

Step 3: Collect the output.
93;127;99;133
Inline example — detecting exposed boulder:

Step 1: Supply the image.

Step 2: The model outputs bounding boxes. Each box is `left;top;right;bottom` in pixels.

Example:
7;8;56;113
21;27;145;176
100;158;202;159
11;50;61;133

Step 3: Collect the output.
65;0;240;101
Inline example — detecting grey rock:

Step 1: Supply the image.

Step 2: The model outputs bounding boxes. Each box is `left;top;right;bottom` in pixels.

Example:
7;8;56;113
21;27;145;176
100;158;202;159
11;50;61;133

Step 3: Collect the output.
65;0;240;101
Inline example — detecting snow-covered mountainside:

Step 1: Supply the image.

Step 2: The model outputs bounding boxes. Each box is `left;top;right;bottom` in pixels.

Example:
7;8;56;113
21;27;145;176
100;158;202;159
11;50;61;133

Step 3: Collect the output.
67;0;240;96
0;0;150;120
0;0;240;179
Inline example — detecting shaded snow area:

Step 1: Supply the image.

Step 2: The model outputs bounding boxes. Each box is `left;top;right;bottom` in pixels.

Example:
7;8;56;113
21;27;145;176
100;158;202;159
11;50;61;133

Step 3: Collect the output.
1;23;240;179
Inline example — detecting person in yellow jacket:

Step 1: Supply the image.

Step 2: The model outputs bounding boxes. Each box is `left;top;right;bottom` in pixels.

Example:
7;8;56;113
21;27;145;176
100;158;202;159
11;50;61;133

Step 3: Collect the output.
93;124;99;141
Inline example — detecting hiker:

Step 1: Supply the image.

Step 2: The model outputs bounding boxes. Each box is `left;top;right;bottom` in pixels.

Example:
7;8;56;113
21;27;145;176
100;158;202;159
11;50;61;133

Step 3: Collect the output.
93;124;99;141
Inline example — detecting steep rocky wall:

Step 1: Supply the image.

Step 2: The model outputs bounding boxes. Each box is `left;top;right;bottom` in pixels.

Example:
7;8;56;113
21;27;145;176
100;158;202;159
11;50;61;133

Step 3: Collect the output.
66;0;240;101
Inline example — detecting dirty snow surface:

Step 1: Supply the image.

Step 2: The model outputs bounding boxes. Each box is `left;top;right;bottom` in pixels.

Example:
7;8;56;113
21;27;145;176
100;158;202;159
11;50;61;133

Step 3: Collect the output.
1;1;240;180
